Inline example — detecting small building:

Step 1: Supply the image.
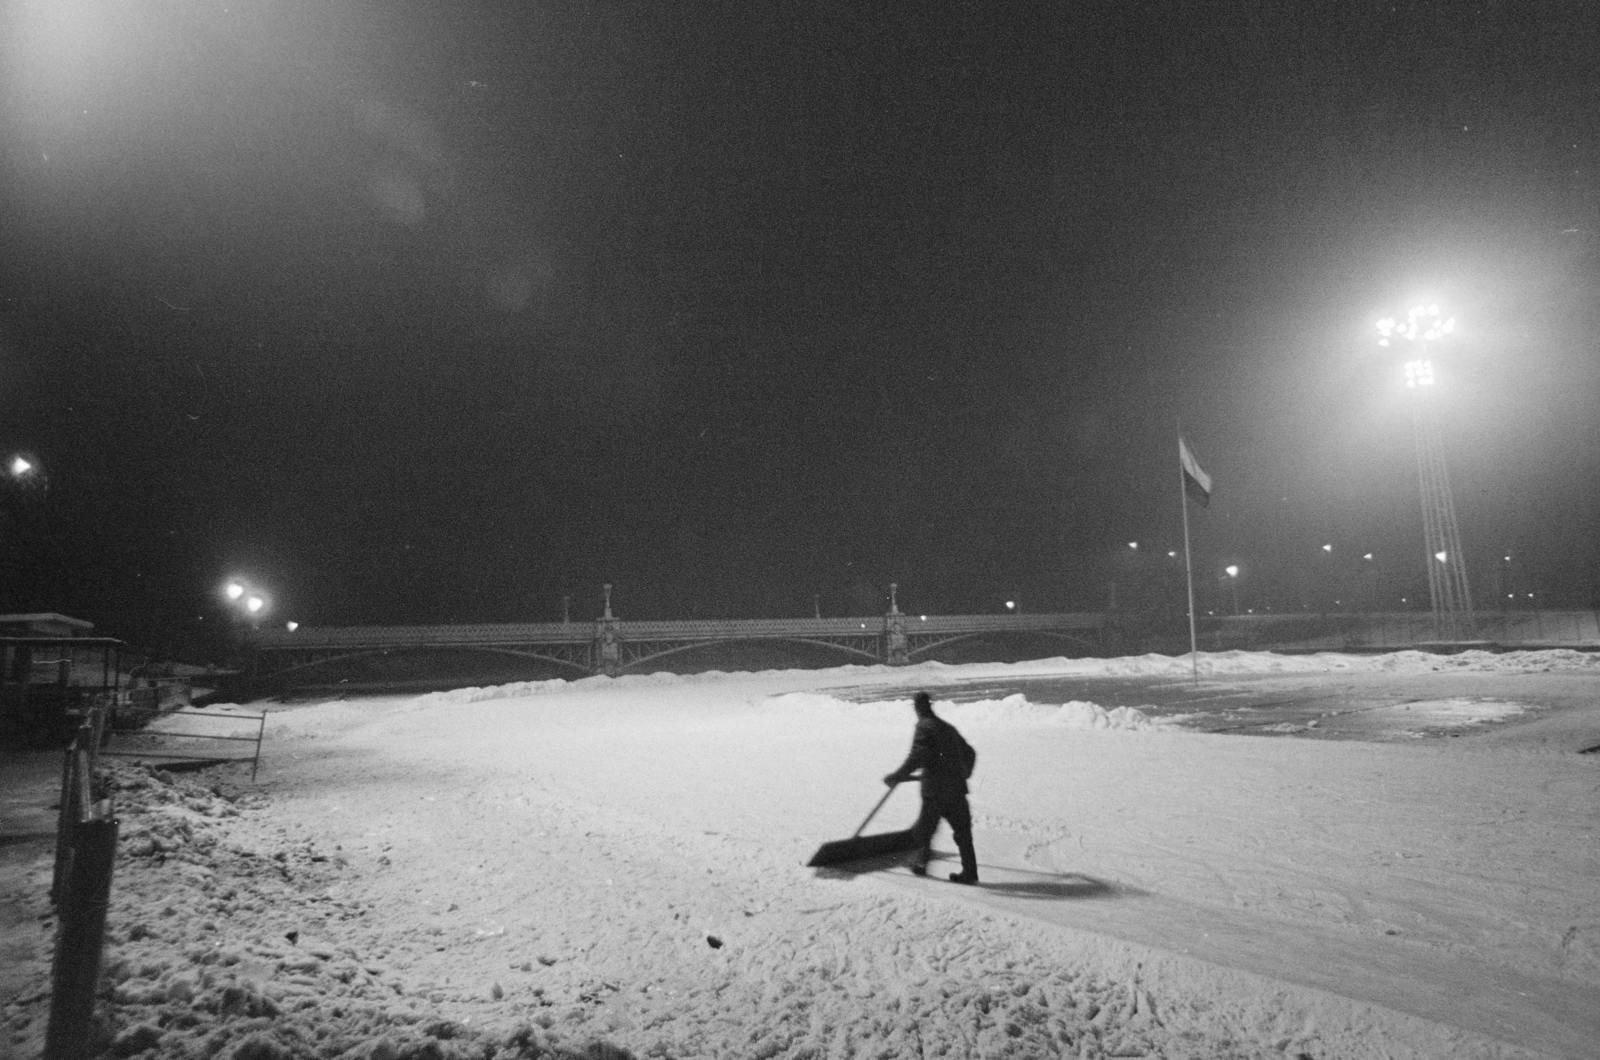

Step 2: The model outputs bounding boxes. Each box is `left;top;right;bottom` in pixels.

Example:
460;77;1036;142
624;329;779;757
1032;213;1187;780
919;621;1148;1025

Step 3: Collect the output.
0;613;95;637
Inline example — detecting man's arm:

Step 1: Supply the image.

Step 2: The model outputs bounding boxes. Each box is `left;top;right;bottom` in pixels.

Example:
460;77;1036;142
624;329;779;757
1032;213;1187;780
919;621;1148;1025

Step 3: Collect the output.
883;720;932;785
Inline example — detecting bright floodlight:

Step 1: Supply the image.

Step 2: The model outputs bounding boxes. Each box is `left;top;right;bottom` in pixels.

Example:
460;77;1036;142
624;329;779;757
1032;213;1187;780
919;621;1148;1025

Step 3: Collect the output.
1225;565;1239;577
1377;305;1455;348
225;581;245;601
8;455;31;476
1405;359;1434;388
246;595;266;613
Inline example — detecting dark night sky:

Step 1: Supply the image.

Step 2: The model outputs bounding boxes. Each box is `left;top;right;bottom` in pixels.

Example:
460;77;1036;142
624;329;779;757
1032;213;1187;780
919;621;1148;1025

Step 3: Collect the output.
2;1;1598;654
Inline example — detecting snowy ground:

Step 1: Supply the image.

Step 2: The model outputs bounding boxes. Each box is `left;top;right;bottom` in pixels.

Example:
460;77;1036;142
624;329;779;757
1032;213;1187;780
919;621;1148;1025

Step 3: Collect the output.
3;649;1598;1060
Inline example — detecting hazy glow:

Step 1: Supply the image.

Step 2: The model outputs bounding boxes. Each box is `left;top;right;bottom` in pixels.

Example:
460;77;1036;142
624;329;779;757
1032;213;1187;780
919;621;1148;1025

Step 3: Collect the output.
8;456;31;476
1005;601;1015;611
1321;544;1332;553
246;595;266;613
1127;541;1138;550
1405;359;1434;387
1225;565;1239;577
225;581;245;600
286;621;299;631
1435;551;1448;563
1363;553;1373;560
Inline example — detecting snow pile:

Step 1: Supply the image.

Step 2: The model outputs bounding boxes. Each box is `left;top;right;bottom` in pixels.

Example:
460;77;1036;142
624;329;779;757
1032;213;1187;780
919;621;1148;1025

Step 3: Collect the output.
3;764;626;1060
763;691;1162;731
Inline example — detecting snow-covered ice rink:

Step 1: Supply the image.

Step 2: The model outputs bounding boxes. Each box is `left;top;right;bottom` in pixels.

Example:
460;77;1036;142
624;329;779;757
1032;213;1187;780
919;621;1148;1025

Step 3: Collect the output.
6;649;1598;1060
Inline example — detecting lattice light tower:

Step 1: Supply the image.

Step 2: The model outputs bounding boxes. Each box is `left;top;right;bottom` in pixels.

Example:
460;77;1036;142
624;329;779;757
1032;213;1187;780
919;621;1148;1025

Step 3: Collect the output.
1376;305;1475;641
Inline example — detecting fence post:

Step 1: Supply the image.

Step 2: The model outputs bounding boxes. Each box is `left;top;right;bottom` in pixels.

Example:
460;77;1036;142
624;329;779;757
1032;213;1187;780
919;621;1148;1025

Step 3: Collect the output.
43;815;119;1060
50;745;83;906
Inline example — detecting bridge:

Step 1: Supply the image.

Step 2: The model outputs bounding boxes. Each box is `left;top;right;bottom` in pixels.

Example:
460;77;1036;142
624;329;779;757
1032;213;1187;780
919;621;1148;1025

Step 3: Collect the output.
245;585;1110;684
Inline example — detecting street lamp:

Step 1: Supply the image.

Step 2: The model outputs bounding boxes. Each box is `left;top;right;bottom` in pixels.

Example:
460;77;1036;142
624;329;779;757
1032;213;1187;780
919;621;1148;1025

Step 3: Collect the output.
221;577;271;629
4;452;46;494
1377;303;1474;641
1224;564;1240;615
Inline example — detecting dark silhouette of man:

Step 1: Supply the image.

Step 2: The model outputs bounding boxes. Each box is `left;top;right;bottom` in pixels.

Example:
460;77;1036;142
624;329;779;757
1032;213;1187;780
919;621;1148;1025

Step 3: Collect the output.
883;691;979;884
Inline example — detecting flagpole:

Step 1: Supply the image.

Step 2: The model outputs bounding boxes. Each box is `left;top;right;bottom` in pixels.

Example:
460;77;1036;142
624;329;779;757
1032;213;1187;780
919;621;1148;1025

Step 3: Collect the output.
1178;423;1199;686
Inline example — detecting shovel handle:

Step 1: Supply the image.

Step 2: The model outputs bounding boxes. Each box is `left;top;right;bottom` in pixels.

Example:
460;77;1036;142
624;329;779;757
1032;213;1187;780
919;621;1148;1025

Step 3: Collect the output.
853;782;900;837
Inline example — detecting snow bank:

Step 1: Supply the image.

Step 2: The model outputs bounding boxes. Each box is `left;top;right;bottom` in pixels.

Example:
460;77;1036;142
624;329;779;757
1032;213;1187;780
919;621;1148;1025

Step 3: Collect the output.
374;647;1600;712
763;691;1162;731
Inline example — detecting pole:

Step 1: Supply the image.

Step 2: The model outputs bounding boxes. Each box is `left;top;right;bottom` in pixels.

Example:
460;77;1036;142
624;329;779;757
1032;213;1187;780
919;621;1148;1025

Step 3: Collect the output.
43;817;119;1060
1179;427;1199;686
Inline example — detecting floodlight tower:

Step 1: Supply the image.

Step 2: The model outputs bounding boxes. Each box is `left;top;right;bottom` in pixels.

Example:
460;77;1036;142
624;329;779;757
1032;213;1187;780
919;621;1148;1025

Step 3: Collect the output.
1375;305;1474;641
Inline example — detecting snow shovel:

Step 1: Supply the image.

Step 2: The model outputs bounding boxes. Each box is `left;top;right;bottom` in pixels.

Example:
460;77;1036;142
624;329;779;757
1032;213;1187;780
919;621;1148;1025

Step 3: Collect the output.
806;781;919;867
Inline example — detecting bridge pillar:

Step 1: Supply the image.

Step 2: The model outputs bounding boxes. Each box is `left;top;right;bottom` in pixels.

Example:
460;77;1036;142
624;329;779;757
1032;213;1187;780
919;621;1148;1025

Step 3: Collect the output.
595;583;621;676
884;583;909;665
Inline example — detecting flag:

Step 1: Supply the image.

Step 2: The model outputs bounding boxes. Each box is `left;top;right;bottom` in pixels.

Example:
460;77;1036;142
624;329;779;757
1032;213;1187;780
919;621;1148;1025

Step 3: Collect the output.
1179;436;1211;508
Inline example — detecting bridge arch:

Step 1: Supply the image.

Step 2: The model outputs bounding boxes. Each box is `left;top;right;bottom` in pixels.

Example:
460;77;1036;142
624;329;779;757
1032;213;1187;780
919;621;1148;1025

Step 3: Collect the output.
905;629;1102;661
620;636;882;671
265;645;596;682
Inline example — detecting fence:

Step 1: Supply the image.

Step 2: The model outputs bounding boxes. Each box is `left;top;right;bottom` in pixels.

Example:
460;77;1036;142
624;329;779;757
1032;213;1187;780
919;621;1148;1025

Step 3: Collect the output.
99;706;267;781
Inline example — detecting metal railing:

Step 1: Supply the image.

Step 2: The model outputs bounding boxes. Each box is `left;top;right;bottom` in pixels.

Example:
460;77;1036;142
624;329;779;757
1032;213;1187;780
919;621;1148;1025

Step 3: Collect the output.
98;707;267;781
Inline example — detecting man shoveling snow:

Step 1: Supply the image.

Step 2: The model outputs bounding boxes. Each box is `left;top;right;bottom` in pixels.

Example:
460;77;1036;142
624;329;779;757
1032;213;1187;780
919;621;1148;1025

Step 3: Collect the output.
884;691;980;884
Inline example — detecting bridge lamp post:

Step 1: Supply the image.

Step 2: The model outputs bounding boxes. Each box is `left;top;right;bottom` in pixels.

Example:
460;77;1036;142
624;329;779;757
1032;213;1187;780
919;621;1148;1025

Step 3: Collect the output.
1376;303;1473;641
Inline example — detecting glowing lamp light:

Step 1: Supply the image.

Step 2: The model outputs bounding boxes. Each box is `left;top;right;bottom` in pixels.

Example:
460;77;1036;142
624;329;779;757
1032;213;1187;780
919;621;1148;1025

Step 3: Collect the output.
1167;550;1177;558
286;621;299;632
1225;565;1239;577
1405;359;1434;388
1127;541;1138;550
225;582;245;601
9;455;31;477
1005;601;1015;611
246;595;266;613
1321;544;1332;553
1435;551;1448;563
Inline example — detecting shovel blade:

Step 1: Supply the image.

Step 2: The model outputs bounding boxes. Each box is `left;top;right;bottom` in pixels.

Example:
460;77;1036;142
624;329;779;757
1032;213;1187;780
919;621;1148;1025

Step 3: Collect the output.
806;828;919;868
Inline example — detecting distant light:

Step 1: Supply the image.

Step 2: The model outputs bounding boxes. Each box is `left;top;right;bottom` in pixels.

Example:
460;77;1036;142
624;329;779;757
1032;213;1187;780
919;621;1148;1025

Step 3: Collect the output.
1507;593;1514;599
1128;541;1138;550
1005;601;1015;611
246;595;266;613
1321;544;1332;553
286;621;299;632
919;615;926;621
1363;553;1373;561
1504;555;1511;562
1401;597;1408;603
860;623;866;629
1246;609;1254;614
8;455;31;477
1225;565;1239;577
1435;551;1448;563
1166;551;1176;558
225;582;245;601
1527;593;1534;599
